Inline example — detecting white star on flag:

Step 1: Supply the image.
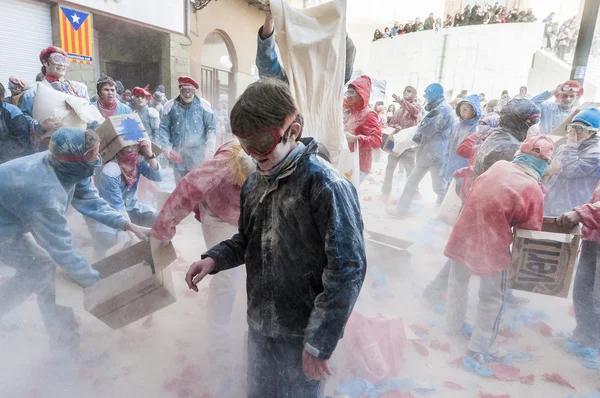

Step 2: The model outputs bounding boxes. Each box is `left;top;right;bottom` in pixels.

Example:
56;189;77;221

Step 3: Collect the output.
71;13;80;24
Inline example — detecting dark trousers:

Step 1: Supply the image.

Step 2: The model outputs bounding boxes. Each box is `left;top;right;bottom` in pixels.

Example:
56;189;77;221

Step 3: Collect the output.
382;149;416;196
573;241;600;348
0;234;79;358
247;329;320;398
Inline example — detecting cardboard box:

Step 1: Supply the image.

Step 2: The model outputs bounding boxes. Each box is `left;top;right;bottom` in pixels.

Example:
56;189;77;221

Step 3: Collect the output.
381;126;418;157
365;230;412;278
96;113;163;164
509;217;581;298
56;239;177;329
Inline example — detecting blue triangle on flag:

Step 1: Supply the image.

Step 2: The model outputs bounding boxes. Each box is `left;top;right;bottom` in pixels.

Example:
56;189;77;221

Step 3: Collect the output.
60;6;89;31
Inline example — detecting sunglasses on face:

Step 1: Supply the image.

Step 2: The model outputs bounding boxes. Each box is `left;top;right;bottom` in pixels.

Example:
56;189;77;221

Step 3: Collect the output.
345;90;357;96
566;123;597;134
560;85;581;93
49;52;70;66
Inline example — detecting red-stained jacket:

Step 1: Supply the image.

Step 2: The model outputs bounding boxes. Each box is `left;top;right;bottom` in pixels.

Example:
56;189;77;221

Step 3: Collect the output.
574;181;600;245
444;161;544;276
453;132;484;201
151;141;247;242
389;89;421;130
344;76;382;174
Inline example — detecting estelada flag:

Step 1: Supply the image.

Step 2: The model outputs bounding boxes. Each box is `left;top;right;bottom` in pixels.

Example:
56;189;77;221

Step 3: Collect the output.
59;6;93;64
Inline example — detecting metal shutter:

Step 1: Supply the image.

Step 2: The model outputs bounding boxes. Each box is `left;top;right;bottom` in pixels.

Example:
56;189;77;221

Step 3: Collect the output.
0;0;52;95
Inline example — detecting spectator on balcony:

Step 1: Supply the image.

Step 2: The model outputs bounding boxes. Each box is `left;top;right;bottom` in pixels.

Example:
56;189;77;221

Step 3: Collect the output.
507;9;520;23
464;5;472;23
444;14;454;28
435;17;443;31
424;13;435;30
413;18;422;32
542;12;556;26
492;2;500;14
556;20;574;60
390;22;401;36
532;80;583;135
454;13;463;27
373;29;383;41
525;8;537;22
383;27;391;38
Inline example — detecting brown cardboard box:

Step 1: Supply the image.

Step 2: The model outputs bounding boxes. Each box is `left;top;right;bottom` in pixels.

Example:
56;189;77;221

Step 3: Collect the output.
95;113;163;164
56;238;177;329
509;217;581;298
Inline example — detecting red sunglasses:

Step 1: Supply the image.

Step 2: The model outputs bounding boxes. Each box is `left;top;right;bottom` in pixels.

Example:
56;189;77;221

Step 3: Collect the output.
235;119;295;156
53;144;100;163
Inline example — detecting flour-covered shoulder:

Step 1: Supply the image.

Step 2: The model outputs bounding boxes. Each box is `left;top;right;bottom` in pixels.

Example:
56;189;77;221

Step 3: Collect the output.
101;161;121;178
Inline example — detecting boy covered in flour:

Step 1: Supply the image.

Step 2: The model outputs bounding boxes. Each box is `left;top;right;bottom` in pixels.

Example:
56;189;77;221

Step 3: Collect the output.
184;78;365;398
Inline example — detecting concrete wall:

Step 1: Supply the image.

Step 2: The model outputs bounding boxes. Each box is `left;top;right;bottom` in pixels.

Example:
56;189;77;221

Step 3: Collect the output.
527;50;599;103
366;22;544;102
189;0;264;101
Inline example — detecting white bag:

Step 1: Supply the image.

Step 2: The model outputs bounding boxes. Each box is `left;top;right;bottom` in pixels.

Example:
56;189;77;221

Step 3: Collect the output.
436;179;462;226
271;0;347;155
32;81;104;136
338;141;360;188
384;126;418;157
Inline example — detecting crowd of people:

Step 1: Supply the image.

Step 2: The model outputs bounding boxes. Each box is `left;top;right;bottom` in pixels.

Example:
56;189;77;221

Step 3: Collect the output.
1;0;600;396
542;12;580;61
373;2;538;41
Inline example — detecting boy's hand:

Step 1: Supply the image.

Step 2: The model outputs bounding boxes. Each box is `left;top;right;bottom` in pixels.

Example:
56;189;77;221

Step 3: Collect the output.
302;349;332;380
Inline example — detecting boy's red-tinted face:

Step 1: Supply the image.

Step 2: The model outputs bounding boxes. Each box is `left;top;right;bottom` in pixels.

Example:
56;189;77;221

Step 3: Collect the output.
560;92;577;107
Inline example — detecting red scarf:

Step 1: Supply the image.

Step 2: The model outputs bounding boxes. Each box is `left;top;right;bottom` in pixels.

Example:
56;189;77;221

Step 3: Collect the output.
98;98;117;118
116;149;139;187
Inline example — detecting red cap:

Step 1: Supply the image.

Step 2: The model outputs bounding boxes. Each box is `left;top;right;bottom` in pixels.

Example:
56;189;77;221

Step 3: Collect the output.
39;46;68;63
555;80;584;99
132;87;152;100
178;76;199;89
519;135;555;162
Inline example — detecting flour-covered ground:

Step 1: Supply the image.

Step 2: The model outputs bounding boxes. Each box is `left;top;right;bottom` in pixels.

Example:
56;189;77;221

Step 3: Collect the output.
0;152;598;398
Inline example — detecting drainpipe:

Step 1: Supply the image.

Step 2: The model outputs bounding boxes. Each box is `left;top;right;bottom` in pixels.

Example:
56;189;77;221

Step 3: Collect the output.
437;33;448;85
570;0;600;85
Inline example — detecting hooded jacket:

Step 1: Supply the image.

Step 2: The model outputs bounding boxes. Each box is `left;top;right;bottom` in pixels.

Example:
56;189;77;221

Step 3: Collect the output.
474;99;541;178
203;139;366;360
445;160;544;276
0;102;32;164
0;128;127;287
544;135;600;216
344;76;383;174
413;84;454;168
444;94;482;182
158;96;217;172
389;87;422;130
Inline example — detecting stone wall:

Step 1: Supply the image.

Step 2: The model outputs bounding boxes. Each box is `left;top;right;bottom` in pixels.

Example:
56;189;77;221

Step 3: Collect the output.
166;34;191;99
367;22;544;102
50;4;97;93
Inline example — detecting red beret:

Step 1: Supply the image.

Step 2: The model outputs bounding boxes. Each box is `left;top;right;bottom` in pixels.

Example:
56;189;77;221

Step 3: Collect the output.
132;87;152;100
39;46;68;63
178;76;199;89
